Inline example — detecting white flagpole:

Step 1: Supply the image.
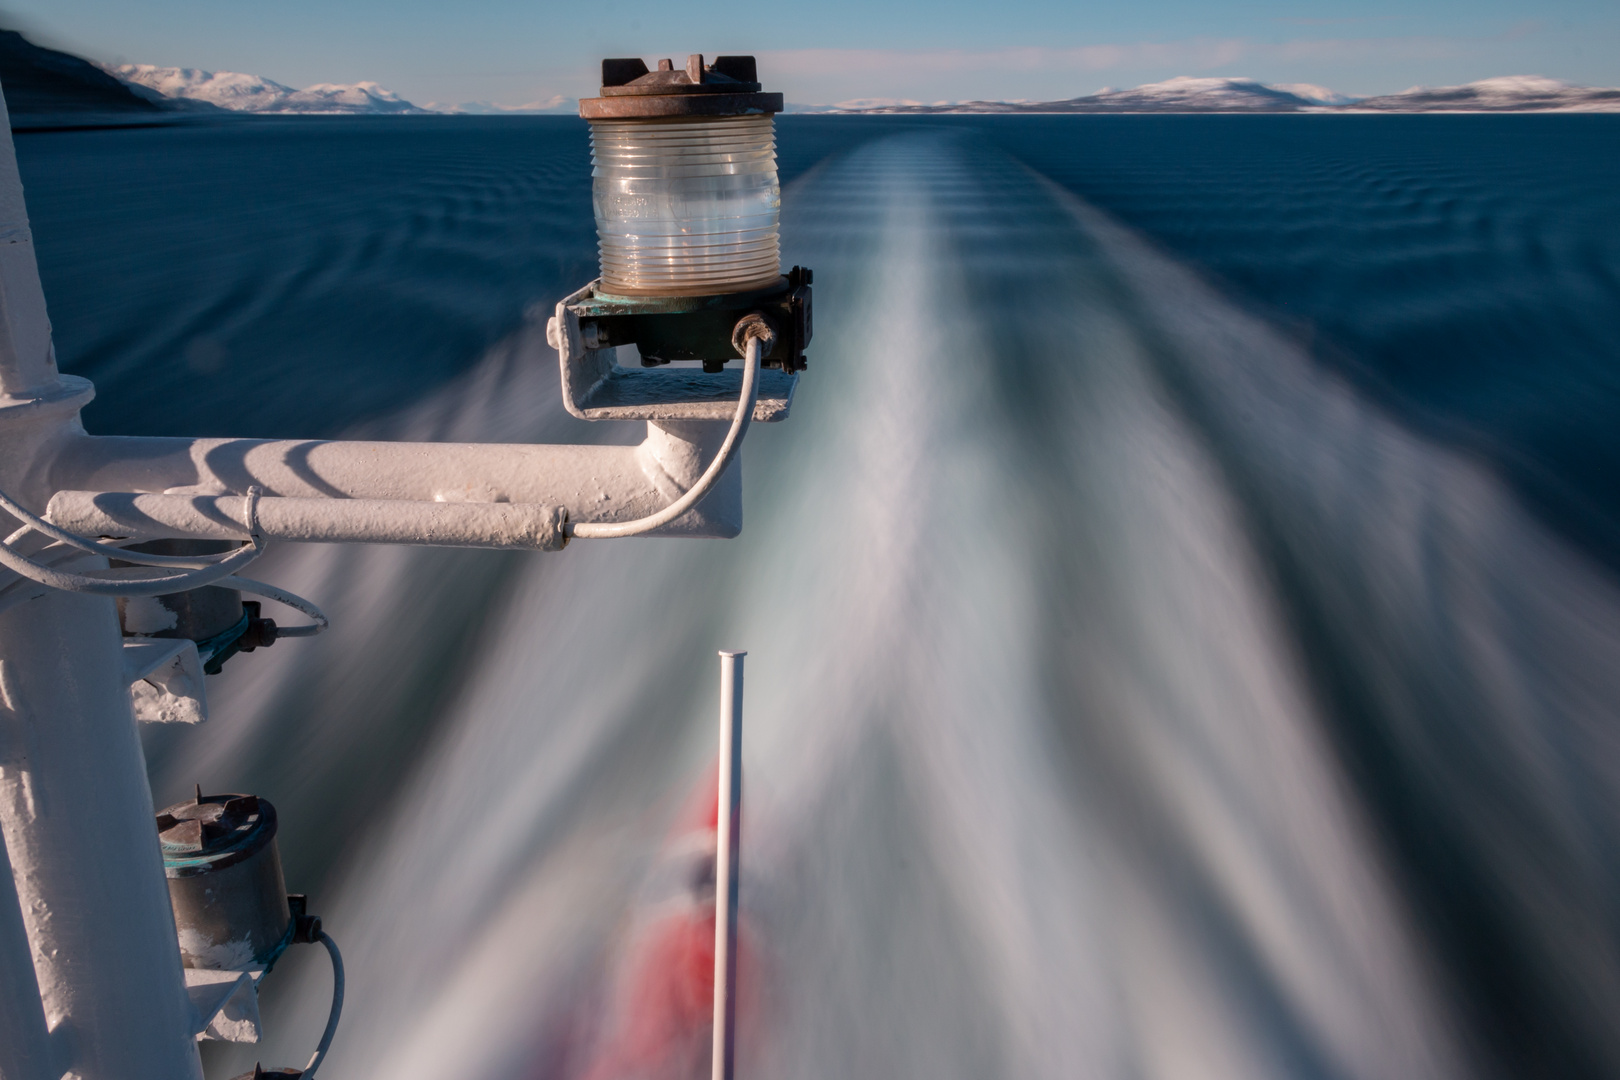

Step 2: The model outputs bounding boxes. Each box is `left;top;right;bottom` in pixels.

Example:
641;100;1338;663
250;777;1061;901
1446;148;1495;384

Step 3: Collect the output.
712;650;745;1080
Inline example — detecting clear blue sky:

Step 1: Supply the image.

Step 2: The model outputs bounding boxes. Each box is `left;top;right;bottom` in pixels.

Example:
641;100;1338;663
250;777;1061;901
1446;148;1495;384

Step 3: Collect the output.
3;0;1616;107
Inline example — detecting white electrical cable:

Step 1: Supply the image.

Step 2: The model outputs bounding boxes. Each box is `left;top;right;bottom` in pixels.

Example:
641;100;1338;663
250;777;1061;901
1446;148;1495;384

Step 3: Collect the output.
300;931;345;1080
229;576;329;637
0;544;331;636
0;487;255;567
0;571;328;637
0;482;330;633
4;523;63;556
568;330;765;540
0;533;92;615
0;486;266;597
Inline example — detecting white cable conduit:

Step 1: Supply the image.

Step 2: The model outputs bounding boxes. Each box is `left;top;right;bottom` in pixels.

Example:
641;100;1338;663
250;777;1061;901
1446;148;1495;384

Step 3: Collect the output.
0;497;248;568
569;329;764;539
0;320;766;616
40;325;769;550
300;932;345;1080
0;529;329;635
0;486;266;597
45;493;568;551
227;576;330;637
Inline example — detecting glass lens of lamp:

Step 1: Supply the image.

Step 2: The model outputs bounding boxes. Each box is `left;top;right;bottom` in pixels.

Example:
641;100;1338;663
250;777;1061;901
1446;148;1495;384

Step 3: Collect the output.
590;114;781;296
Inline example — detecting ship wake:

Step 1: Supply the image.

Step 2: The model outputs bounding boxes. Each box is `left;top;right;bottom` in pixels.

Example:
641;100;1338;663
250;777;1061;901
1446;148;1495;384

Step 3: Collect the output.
158;131;1620;1080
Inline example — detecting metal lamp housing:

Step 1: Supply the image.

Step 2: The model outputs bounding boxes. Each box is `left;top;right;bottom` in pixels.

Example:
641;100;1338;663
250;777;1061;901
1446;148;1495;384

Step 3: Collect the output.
575;55;811;374
157;792;293;971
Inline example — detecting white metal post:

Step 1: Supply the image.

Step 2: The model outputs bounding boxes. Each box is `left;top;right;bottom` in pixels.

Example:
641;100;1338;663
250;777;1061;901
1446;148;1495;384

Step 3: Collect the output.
0;519;205;1080
0;91;57;399
712;650;744;1080
0;827;52;1080
0;87;204;1080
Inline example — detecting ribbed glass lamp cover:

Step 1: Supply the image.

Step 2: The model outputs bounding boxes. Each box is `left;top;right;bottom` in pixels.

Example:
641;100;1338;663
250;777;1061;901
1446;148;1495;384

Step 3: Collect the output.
590;114;781;296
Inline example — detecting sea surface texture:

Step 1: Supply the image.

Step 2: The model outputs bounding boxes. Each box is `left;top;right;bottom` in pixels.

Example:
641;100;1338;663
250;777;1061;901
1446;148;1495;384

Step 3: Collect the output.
15;114;1620;1080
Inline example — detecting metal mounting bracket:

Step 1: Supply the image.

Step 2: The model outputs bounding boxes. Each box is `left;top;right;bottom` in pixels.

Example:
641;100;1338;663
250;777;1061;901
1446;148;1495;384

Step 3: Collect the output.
548;281;799;422
184;968;264;1043
122;638;207;724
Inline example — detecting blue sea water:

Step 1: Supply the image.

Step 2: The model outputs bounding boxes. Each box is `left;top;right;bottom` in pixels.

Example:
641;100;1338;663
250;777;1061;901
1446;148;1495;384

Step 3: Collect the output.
13;115;1620;1080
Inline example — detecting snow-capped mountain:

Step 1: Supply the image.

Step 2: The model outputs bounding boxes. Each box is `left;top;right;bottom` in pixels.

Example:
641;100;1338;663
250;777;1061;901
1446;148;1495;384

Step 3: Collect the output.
111;65;428;114
829;74;1620;114
0;27;205;123
1349;76;1620;112
1271;82;1358;106
839;77;1322;113
1072;76;1316;111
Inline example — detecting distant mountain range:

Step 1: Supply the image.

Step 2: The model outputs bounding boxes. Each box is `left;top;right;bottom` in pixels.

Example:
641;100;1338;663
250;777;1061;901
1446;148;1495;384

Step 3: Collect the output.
112;65;427;115
2;26;1616;128
0;28;176;123
1348;75;1620;112
0;28;431;125
810;75;1620;114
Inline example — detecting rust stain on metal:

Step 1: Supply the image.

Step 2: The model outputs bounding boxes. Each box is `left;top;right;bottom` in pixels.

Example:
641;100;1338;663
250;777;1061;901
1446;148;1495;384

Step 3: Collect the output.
580;54;782;119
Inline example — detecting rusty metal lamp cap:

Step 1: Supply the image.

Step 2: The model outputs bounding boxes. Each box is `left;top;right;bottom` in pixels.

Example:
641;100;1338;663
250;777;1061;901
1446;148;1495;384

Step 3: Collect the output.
157;791;276;877
580;54;784;119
